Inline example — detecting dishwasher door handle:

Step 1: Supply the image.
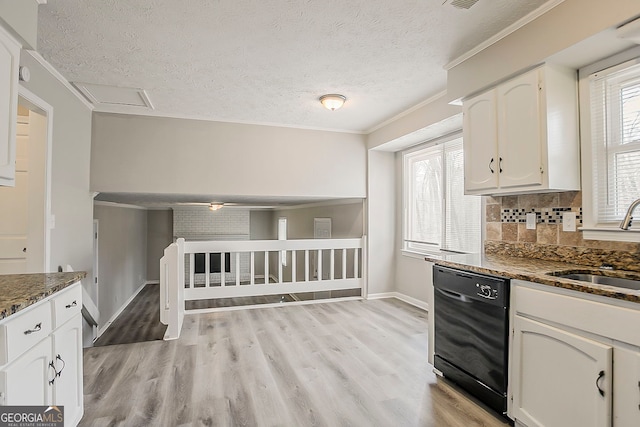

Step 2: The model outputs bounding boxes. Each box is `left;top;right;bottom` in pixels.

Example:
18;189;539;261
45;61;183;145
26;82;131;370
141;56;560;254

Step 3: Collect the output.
435;287;473;303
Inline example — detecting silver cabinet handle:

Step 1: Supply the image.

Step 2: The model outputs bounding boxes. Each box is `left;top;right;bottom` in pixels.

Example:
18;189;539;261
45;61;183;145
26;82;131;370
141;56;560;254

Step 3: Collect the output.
65;300;77;309
24;322;42;335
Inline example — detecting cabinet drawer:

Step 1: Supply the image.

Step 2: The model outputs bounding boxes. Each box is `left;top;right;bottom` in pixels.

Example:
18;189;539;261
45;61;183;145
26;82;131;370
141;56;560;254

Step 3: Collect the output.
0;302;52;366
52;283;82;328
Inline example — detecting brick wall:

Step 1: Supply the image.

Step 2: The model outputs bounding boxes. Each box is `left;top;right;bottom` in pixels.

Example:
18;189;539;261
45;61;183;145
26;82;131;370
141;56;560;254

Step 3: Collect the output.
173;207;252;283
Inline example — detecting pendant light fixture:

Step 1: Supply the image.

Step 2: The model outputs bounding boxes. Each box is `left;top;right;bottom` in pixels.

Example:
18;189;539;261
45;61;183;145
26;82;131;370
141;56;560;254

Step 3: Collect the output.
319;94;346;111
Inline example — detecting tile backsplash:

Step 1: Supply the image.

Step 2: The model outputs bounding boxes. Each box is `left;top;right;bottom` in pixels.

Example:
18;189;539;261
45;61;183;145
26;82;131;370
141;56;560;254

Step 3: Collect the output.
484;191;640;271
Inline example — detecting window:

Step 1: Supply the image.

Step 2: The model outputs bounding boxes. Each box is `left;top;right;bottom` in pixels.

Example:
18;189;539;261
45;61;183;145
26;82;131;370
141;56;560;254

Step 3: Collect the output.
403;134;482;254
581;53;640;238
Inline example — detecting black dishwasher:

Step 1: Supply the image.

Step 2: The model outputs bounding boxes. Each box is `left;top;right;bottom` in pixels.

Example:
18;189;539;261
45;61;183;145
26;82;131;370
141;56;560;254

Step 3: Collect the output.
433;265;510;415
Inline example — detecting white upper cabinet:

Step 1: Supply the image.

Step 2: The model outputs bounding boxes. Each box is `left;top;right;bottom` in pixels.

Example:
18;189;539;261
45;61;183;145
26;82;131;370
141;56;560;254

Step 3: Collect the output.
0;26;20;187
463;64;580;195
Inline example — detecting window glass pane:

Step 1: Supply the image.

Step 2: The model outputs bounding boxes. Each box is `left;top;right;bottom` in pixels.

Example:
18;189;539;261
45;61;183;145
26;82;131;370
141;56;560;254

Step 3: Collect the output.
622;81;640;145
613;150;640;216
445;143;481;253
410;151;442;246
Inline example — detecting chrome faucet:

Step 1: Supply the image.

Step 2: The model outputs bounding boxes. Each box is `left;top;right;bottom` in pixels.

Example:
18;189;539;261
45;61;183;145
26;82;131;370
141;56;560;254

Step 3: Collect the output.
619;198;640;230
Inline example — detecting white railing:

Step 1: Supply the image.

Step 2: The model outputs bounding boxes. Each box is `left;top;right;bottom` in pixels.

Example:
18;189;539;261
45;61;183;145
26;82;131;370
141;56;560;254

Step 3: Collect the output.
160;237;365;340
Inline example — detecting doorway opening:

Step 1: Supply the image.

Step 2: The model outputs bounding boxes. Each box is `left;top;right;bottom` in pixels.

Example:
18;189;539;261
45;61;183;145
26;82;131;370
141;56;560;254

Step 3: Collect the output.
0;87;52;273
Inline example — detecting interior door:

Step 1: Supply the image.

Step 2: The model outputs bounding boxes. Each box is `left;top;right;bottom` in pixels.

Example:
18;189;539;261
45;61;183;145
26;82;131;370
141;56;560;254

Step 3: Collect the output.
0;113;28;273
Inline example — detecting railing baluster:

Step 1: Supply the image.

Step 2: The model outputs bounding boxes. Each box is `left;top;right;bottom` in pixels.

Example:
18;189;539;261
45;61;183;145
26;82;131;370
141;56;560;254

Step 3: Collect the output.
236;252;240;286
221;253;226;287
330;249;335;280
250;251;255;285
354;248;359;278
278;251;283;283
342;248;347;279
205;252;210;288
264;251;269;284
189;252;195;288
292;251;297;283
317;250;323;281
305;250;309;282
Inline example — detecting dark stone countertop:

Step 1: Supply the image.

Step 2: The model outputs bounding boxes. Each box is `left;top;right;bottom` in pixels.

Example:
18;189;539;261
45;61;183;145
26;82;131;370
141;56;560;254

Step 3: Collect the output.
0;272;87;320
424;253;640;304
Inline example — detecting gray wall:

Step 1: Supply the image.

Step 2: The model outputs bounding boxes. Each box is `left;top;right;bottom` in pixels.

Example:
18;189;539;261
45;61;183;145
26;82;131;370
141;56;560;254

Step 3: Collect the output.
147;209;173;282
94;204;147;332
91;113;367;200
272;202;364;239
250;210;275;240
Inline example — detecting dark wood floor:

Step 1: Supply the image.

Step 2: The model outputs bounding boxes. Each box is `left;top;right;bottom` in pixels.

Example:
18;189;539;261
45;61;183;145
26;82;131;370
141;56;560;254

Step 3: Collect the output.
81;298;510;426
93;284;167;347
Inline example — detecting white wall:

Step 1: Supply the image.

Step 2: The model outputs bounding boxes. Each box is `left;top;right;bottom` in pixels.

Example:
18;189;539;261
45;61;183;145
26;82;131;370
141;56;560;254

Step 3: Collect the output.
18;54;94;281
94;204;147;332
0;0;37;48
366;150;396;295
91;113;367;200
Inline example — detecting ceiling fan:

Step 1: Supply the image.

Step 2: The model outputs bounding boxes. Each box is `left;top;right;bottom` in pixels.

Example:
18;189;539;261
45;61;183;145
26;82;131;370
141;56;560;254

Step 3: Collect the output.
442;0;480;9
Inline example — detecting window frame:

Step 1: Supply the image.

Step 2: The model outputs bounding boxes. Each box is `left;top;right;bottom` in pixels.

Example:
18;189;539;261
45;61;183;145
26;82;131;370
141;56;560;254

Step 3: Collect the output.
579;46;640;241
401;131;482;256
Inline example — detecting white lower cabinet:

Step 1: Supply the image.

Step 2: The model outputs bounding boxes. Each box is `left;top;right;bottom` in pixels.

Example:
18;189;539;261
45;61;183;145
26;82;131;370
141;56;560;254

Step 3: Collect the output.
0;283;83;426
0;337;53;405
511;281;640;427
52;313;83;425
512;316;612;427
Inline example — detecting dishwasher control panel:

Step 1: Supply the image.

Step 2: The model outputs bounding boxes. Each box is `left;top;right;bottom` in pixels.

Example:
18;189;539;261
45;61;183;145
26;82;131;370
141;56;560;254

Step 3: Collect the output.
476;283;499;300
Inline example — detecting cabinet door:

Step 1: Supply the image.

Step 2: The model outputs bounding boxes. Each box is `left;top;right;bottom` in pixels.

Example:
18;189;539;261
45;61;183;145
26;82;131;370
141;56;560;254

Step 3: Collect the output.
0;28;20;186
52;314;83;427
613;347;640;427
0;336;53;405
497;69;544;189
512;316;612;427
463;89;499;193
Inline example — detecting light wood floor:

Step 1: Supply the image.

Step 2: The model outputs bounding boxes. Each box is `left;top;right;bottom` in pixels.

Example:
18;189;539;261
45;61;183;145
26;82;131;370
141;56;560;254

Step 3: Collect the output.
81;298;510;427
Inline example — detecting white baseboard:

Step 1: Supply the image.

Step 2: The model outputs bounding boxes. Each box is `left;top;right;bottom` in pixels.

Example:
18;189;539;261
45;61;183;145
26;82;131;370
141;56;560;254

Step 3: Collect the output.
96;282;147;339
145;280;159;285
367;292;429;311
185;296;363;315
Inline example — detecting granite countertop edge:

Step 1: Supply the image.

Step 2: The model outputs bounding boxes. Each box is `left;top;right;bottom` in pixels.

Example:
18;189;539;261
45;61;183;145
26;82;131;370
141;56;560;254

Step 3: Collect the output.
424;253;640;304
0;272;87;320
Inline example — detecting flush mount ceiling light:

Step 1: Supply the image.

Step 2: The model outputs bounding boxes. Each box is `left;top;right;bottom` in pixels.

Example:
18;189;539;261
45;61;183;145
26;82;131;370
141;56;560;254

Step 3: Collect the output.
208;203;224;211
319;94;346;111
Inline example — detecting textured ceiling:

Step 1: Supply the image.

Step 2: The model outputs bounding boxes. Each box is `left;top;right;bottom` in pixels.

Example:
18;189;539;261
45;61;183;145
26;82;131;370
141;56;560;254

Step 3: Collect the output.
37;0;551;133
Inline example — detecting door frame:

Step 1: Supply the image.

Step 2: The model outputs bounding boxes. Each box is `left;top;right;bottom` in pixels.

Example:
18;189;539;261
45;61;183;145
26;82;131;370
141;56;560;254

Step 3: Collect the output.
18;85;53;272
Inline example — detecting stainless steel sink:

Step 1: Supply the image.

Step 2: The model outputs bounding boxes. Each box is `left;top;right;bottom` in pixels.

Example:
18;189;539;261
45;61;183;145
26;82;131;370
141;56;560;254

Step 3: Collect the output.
551;272;640;291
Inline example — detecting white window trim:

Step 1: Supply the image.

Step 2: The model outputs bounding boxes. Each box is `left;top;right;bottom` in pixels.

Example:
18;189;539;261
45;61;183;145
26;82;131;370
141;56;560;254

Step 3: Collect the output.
579;46;640;242
401;131;481;256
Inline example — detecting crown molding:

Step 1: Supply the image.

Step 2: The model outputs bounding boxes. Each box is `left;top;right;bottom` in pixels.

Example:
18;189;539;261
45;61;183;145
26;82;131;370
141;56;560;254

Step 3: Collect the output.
93;200;147;210
444;0;565;70
25;50;95;111
365;90;448;134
